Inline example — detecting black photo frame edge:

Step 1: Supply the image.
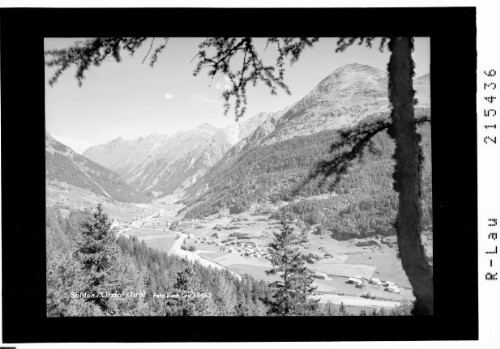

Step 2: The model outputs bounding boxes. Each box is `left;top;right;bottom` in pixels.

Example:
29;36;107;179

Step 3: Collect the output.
0;7;477;343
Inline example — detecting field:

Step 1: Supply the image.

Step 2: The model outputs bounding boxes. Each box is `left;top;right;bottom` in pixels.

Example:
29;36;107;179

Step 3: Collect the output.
47;187;424;307
228;264;277;282
177;209;417;302
345;248;411;288
313;261;377;279
142;234;178;254
190;241;220;252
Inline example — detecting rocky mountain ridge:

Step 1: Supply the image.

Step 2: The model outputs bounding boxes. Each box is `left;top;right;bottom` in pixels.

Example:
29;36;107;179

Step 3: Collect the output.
82;63;430;200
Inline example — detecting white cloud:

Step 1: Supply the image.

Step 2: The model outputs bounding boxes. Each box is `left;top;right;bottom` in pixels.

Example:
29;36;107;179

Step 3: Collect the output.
195;95;223;106
164;92;175;100
215;76;232;90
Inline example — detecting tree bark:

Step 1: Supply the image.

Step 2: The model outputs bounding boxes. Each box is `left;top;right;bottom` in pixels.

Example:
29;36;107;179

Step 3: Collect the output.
388;37;434;315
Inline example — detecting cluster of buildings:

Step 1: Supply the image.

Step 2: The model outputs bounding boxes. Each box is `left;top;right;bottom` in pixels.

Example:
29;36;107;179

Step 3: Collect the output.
109;210;173;238
191;236;268;259
347;276;366;288
129;211;165;228
224;240;268;258
347;276;401;293
110;219;131;238
372;279;401;293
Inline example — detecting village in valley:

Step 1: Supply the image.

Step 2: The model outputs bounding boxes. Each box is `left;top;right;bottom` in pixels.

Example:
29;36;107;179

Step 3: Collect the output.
98;191;428;310
47;177;429;313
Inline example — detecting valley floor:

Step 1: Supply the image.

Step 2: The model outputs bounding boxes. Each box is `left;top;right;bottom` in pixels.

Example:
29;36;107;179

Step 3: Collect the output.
47;185;430;311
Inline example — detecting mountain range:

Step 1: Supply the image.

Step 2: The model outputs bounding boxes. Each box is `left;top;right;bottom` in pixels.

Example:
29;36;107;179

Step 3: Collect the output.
48;63;431;228
82;107;292;196
177;63;431;230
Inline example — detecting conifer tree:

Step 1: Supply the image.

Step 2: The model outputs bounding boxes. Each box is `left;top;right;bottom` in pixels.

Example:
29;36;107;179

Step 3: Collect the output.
338;302;348;316
75;204;120;313
46;251;88;316
264;212;319;316
213;272;238;316
322;300;337;316
165;265;214;316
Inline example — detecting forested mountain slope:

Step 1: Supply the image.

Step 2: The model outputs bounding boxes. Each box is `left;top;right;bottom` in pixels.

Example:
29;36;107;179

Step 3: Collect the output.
182;112;432;241
180;64;431;239
83;107;292;197
46;132;150;203
46;206;270;316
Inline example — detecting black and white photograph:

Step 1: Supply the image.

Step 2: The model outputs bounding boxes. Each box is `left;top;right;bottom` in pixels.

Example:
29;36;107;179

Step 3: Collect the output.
1;5;484;345
44;36;433;317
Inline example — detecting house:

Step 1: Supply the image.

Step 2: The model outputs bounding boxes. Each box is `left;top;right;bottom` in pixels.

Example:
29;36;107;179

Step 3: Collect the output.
313;272;332;281
347;277;363;285
386;285;400;293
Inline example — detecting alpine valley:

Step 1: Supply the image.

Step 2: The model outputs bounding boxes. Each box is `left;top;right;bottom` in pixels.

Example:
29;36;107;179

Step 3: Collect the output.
47;63;433;311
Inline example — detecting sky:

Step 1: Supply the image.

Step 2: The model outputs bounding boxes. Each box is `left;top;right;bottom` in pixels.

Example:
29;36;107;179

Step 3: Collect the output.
45;37;430;153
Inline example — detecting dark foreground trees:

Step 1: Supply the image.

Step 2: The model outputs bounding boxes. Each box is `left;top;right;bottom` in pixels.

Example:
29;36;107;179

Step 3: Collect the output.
46;205;270;316
75;204;120;312
264;212;319;315
165;265;216;316
46;36;433;314
47;205;146;316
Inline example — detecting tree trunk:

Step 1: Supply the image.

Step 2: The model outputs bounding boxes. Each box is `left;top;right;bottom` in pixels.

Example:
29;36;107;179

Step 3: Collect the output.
388;37;434;315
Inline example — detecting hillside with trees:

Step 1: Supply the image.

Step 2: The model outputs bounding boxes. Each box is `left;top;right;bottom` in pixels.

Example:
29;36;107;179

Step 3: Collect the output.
83;124;236;196
46;132;150;203
48;205;412;316
46;205;273;316
182;110;432;240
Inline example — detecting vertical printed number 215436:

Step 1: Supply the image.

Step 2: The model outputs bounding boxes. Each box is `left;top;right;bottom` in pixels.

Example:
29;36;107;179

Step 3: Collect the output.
484;69;497;145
